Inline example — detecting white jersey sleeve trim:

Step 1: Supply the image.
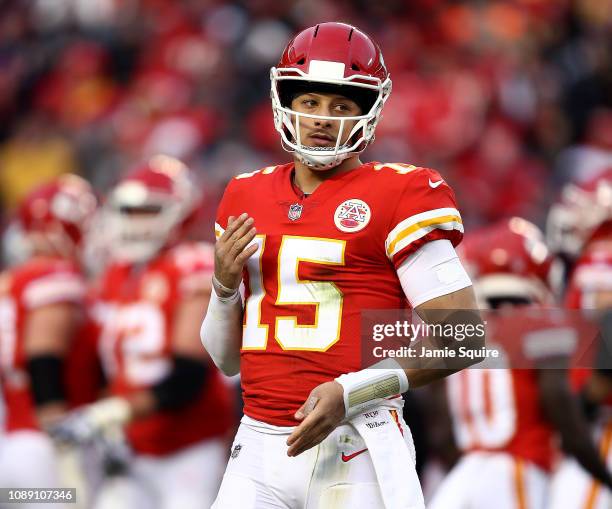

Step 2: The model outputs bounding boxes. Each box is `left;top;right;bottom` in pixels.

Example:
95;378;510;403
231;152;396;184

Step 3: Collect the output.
386;208;463;259
397;239;472;308
215;222;224;239
23;273;86;309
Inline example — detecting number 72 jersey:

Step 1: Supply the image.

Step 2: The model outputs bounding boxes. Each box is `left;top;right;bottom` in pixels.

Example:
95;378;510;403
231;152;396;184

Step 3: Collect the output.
215;162;463;426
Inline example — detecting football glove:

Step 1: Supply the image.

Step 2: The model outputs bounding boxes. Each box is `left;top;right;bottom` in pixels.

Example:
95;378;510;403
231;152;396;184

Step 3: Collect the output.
50;397;132;444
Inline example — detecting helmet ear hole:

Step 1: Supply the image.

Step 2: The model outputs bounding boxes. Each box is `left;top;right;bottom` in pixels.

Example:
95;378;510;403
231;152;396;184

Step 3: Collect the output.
297;57;305;65
351;63;359;71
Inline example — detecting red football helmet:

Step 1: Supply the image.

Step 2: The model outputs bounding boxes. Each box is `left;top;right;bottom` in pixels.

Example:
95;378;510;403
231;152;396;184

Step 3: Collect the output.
105;155;201;264
15;174;97;259
546;167;612;259
459;217;559;306
270;22;391;169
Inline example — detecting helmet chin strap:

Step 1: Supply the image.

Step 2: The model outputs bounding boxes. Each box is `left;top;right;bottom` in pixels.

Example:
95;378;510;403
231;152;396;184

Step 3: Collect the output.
295;145;353;170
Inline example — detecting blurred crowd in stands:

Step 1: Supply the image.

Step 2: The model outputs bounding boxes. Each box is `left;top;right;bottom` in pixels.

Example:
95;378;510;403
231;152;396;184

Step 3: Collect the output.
1;0;611;250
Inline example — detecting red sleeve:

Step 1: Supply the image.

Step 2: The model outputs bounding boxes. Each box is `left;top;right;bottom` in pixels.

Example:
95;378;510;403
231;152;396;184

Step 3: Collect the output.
384;166;463;269
20;262;86;309
171;242;215;297
64;314;104;408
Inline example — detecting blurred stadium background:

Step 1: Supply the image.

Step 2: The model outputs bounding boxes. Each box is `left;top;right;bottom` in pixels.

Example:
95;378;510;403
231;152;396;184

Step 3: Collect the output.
1;0;611;241
1;0;612;505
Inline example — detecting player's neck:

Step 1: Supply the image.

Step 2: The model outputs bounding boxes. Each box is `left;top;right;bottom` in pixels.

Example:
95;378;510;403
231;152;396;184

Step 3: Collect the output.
293;156;362;195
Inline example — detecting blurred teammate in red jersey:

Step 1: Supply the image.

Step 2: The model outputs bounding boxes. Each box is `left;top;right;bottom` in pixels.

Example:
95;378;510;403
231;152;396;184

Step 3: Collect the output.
547;167;612;282
55;155;234;509
201;22;483;509
546;168;612;508
429;218;612;509
548;250;612;508
0;175;96;496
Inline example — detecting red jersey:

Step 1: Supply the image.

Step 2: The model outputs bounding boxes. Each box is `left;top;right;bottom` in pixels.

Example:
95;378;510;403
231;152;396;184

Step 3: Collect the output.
564;250;612;398
215;162;463;426
92;242;233;456
0;257;86;432
446;368;555;471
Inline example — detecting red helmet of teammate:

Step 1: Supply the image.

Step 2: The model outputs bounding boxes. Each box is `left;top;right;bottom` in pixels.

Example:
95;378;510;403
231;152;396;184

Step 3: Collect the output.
565;246;612;309
270;22;392;170
14;174;97;259
546;168;612;260
105;154;201;264
459;217;559;306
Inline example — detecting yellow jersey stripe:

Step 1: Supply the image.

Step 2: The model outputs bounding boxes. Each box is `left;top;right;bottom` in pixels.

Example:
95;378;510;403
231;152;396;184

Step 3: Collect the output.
387;215;462;256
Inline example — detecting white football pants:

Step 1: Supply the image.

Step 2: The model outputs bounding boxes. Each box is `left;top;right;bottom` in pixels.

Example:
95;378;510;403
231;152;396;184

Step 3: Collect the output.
428;452;549;509
212;408;421;509
92;436;227;509
0;430;64;508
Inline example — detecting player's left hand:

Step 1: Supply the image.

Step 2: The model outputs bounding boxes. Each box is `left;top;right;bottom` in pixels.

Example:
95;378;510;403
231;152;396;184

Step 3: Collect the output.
286;381;345;457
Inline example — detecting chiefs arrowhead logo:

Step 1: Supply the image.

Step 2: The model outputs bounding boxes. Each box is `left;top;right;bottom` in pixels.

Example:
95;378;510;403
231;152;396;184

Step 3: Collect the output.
334;199;371;233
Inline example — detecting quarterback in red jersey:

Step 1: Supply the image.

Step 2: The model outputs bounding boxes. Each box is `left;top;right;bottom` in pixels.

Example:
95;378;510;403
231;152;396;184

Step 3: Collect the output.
0;175;96;493
56;156;233;509
201;22;482;509
429;218;612;509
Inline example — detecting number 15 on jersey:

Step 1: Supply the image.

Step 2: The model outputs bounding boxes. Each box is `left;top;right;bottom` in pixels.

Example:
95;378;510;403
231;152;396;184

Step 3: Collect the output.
242;235;346;352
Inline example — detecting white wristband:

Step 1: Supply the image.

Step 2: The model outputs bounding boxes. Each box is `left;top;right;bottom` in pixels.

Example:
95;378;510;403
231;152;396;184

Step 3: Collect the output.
212;275;240;303
335;359;409;420
212;274;239;301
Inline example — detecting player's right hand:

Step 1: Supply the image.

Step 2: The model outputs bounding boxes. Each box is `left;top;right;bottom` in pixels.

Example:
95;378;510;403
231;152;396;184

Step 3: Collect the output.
214;213;257;294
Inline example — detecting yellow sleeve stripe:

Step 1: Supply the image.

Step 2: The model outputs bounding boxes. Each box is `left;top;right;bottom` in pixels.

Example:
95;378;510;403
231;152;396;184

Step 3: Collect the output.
386;209;463;258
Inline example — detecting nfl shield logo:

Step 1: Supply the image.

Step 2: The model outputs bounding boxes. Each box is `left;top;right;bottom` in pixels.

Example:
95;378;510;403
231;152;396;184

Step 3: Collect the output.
288;203;303;221
231;444;242;459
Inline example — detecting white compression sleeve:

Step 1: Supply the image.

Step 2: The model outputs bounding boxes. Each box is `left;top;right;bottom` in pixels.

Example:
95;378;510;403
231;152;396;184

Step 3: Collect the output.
200;287;243;376
397;239;472;308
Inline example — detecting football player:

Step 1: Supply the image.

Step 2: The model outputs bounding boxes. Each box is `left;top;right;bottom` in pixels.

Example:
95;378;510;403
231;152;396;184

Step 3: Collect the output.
201;22;482;509
546;167;612;285
548;246;612;508
56;155;234;509
0;175;96;498
545;168;612;508
428;218;612;509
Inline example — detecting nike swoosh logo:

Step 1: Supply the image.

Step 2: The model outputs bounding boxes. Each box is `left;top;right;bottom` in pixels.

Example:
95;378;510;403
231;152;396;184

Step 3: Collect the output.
429;179;444;188
341;448;368;462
